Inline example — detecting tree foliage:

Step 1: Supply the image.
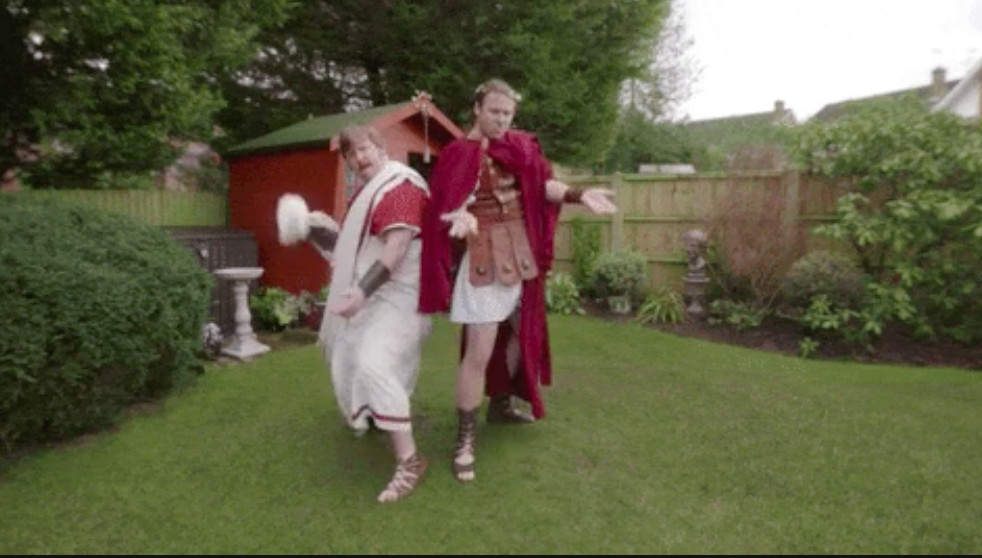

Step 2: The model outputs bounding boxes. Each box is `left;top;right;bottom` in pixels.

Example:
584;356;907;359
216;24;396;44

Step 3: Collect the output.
4;0;674;186
793;95;982;342
2;0;293;188
216;0;671;166
599;107;697;172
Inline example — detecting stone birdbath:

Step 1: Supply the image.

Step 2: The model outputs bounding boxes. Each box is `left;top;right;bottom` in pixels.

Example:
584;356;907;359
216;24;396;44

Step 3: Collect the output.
213;267;271;360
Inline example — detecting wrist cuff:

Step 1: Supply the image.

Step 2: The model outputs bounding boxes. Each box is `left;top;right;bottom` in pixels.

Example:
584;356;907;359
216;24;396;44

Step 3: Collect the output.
308;226;338;253
563;188;585;204
357;260;391;298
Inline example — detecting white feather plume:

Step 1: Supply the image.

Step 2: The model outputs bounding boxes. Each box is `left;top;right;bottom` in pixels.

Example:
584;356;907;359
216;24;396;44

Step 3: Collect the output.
276;194;311;246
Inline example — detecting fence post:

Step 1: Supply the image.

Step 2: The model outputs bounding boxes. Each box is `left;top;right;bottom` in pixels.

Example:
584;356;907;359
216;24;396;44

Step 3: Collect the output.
611;172;624;251
783;169;801;253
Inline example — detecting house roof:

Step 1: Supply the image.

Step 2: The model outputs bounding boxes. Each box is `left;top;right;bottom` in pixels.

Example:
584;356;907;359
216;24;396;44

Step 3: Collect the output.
933;56;982;115
684;102;797;147
685;109;795;137
810;74;958;122
223;97;463;159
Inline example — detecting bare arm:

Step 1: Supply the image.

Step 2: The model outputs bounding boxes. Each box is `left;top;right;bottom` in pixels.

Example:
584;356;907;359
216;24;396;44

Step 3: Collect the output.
377;227;414;272
328;227;415;318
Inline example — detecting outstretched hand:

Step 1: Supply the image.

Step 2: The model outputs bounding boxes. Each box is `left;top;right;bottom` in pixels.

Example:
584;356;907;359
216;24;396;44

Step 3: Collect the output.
440;209;478;239
582;188;617;215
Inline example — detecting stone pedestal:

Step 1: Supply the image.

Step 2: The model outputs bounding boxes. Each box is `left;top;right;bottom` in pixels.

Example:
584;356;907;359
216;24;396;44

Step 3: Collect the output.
682;229;710;319
683;274;710;318
213;267;271;361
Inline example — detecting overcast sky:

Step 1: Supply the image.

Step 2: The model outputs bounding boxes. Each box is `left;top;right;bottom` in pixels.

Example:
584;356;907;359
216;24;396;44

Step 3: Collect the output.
674;0;982;122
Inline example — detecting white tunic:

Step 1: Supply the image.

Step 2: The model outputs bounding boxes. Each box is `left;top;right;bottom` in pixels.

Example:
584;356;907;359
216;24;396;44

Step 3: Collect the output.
449;251;522;324
319;161;431;434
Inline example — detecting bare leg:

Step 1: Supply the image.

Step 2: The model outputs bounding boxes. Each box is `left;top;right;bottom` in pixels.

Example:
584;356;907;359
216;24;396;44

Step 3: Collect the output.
391;430;416;461
455;323;499;410
453;322;499;482
377;430;427;503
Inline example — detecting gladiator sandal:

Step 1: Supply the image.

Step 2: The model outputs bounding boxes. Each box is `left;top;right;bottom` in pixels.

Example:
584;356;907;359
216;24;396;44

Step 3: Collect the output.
377;452;428;504
452;408;478;483
487;395;535;424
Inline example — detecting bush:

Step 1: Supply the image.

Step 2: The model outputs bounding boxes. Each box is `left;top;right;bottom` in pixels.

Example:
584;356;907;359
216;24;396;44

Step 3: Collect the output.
570;216;603;294
703;178;800;310
297;286;328;330
636;287;685;325
782;250;867;310
546;271;585;315
0;195;212;456
249;286;301;332
589;249;647;302
707;298;767;330
793;95;982;342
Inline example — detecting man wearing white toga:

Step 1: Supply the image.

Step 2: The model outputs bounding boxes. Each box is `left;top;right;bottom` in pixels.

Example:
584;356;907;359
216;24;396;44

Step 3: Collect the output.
277;125;431;503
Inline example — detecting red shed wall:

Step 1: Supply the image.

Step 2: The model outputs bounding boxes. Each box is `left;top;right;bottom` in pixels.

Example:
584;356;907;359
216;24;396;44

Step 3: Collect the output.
227;146;339;296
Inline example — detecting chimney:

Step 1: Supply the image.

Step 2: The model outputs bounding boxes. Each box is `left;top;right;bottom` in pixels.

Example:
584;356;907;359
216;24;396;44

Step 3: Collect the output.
930;67;947;101
772;100;787;124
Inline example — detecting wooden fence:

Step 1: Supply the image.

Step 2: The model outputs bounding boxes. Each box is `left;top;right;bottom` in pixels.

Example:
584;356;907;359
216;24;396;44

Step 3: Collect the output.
7;189;228;227
556;170;848;290
10;170;850;293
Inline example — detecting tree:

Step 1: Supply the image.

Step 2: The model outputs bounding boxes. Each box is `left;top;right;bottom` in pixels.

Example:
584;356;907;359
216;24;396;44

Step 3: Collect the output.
216;0;671;167
1;0;293;189
600;107;698;172
598;0;701;172
619;0;700;122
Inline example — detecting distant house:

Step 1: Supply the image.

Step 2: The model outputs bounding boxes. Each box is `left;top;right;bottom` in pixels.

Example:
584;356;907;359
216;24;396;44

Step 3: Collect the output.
811;67;958;122
222;93;463;296
932;57;982;121
684;100;797;171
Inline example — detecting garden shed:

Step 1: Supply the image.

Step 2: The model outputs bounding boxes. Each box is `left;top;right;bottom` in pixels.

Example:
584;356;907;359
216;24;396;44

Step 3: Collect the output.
222;93;464;296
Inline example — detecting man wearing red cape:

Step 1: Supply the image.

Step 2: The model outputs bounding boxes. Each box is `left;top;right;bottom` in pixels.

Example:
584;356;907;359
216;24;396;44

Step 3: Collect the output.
418;78;617;482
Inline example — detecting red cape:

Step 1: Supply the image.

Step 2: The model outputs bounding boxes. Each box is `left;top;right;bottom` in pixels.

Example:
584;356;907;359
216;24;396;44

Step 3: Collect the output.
419;130;561;419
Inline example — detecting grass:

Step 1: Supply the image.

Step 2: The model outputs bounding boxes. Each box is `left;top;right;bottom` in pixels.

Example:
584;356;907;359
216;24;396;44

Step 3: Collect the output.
2;315;981;554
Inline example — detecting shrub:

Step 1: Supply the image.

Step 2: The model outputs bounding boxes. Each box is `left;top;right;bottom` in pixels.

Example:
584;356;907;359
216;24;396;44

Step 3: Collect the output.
546;271;585;315
570;216;603;294
249;287;301;332
589;249;647;302
782;250;867;309
703;178;800;310
0;195;212;455
793;95;982;342
798;336;820;359
707;298;767;330
636;286;685;325
796;294;876;353
297;286;328;330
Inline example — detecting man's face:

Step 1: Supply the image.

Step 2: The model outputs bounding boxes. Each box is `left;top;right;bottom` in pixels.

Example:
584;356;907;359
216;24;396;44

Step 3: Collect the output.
473;91;516;140
345;138;386;183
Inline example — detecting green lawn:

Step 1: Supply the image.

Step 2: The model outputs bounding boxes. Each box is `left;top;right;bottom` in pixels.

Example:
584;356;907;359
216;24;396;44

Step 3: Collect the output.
2;315;981;554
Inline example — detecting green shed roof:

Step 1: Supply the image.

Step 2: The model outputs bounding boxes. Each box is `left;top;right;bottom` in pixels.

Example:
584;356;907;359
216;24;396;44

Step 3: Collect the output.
223;102;411;159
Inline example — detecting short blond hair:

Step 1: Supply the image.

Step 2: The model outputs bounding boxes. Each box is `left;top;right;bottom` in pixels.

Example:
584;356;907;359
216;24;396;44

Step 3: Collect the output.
473;78;522;106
